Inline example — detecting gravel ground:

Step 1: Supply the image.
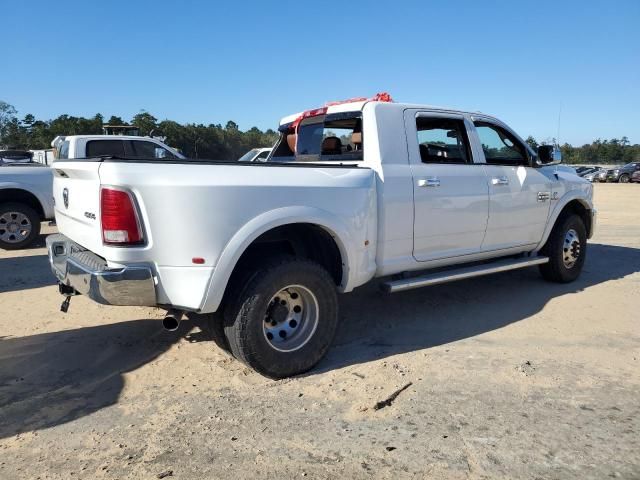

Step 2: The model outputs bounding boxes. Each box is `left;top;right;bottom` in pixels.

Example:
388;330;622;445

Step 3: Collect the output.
0;183;638;479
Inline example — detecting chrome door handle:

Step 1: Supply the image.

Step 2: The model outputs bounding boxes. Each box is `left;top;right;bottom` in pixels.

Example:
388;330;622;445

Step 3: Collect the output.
491;176;509;186
418;177;440;187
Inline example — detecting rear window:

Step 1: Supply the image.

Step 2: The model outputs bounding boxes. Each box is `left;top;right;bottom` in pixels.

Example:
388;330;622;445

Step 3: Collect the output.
86;140;126;158
271;112;363;162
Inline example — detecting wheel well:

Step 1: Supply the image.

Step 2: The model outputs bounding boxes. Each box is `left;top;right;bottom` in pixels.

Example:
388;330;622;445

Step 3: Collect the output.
228;223;344;290
0;189;45;219
558;200;591;237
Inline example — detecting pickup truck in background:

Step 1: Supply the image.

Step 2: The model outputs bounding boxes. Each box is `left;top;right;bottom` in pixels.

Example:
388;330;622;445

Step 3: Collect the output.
52;134;184;161
0;160;54;249
46;96;596;378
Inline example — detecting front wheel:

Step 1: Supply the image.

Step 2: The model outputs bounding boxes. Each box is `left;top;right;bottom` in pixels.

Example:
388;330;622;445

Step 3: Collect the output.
223;258;338;379
539;213;587;283
619;174;630;183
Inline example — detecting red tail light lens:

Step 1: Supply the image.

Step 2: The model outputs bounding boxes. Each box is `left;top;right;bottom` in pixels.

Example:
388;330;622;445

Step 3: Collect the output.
100;187;144;245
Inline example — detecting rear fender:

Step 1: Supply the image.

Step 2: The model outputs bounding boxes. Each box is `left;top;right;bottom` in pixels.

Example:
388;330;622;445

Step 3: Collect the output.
200;206;357;313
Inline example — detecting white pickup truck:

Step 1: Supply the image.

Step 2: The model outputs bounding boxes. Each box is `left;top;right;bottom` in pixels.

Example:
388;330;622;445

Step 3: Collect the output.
0;161;54;249
46;97;596;378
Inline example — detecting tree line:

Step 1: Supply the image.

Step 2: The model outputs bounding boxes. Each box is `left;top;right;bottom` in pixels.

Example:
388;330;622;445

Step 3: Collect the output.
0;101;278;159
2;100;638;164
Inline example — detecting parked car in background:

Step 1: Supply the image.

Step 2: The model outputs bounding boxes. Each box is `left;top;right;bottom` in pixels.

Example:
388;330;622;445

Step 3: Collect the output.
237;147;272;162
0;150;34;166
46;95;595;378
584;168;607;183
52;135;185;161
606;162;640;183
0;162;53;249
577;166;601;177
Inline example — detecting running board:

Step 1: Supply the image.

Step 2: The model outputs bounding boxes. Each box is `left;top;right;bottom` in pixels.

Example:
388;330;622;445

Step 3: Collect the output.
382;256;549;293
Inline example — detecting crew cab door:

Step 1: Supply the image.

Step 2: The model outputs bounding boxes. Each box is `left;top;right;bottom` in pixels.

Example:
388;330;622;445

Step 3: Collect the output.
470;120;551;250
406;111;489;262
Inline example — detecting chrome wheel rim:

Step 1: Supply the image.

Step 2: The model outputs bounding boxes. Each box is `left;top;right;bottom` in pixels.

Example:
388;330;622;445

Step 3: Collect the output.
263;285;319;352
0;211;32;244
620;175;629;183
563;228;581;268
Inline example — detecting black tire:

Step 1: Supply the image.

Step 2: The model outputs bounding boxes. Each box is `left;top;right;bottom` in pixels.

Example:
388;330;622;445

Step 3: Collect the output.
619;174;630;183
223;257;338;379
0;202;41;250
538;213;587;283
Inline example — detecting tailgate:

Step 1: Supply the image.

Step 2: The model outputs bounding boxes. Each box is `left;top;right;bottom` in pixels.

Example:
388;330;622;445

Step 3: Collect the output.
52;161;104;254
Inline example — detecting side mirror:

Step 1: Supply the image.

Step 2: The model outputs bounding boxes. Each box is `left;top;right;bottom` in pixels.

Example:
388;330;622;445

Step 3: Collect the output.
536;145;561;166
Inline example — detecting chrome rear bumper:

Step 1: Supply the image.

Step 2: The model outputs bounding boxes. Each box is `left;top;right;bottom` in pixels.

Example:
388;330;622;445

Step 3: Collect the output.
46;233;156;306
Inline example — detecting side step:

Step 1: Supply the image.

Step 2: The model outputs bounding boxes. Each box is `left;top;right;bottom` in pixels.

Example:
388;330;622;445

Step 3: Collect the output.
382;256;549;293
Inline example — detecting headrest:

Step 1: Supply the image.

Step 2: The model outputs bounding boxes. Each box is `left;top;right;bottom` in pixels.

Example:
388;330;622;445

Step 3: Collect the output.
286;134;297;153
351;132;362;144
321;136;342;155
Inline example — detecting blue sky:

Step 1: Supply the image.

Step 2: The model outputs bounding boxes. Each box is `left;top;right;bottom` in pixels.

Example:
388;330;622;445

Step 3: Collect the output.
2;0;639;145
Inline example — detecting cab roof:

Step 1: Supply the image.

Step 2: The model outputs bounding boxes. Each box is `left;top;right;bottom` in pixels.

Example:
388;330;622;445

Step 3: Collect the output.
279;99;497;127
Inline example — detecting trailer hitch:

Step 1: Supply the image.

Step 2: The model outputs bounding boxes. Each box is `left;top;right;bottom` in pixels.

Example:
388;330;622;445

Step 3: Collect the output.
58;283;77;313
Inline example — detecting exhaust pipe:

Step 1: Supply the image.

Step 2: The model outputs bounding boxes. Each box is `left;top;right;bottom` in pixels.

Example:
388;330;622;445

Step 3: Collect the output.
162;309;184;332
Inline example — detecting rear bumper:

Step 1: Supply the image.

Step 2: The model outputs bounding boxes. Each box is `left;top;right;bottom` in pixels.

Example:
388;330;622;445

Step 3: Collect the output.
46;233;156;306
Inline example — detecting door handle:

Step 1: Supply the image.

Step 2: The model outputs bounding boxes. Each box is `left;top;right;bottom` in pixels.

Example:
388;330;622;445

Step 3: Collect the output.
418;177;440;187
491;176;509;186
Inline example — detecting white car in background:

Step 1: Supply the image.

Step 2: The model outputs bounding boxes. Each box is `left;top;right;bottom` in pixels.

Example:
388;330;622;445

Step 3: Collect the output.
238;148;272;162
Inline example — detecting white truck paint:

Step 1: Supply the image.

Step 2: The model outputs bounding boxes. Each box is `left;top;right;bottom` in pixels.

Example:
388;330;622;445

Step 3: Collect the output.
46;99;596;377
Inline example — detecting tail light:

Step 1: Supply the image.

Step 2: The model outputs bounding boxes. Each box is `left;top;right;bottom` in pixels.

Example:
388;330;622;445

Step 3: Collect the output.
100;187;144;245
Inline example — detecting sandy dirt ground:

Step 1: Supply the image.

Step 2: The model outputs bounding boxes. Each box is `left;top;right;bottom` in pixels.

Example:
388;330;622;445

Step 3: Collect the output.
0;183;638;479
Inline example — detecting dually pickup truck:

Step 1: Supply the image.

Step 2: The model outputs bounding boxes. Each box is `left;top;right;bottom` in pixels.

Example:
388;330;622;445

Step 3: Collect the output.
46;96;596;378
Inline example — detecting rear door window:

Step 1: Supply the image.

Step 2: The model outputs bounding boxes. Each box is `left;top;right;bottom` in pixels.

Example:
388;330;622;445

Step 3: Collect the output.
416;117;472;164
86;140;126;158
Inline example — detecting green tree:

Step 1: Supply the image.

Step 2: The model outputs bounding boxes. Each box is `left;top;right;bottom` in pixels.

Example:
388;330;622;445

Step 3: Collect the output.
106;115;125;126
131;110;158;136
525;136;538;151
0;100;18;146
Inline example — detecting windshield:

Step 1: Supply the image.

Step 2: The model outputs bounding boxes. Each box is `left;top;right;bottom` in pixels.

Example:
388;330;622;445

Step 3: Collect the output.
238;149;260;162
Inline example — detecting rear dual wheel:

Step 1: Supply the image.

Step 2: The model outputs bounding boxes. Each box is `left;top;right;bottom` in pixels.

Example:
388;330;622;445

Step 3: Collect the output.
204;258;338;378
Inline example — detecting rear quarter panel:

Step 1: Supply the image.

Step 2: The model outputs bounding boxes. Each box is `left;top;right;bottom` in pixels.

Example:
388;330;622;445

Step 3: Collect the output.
98;162;377;311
